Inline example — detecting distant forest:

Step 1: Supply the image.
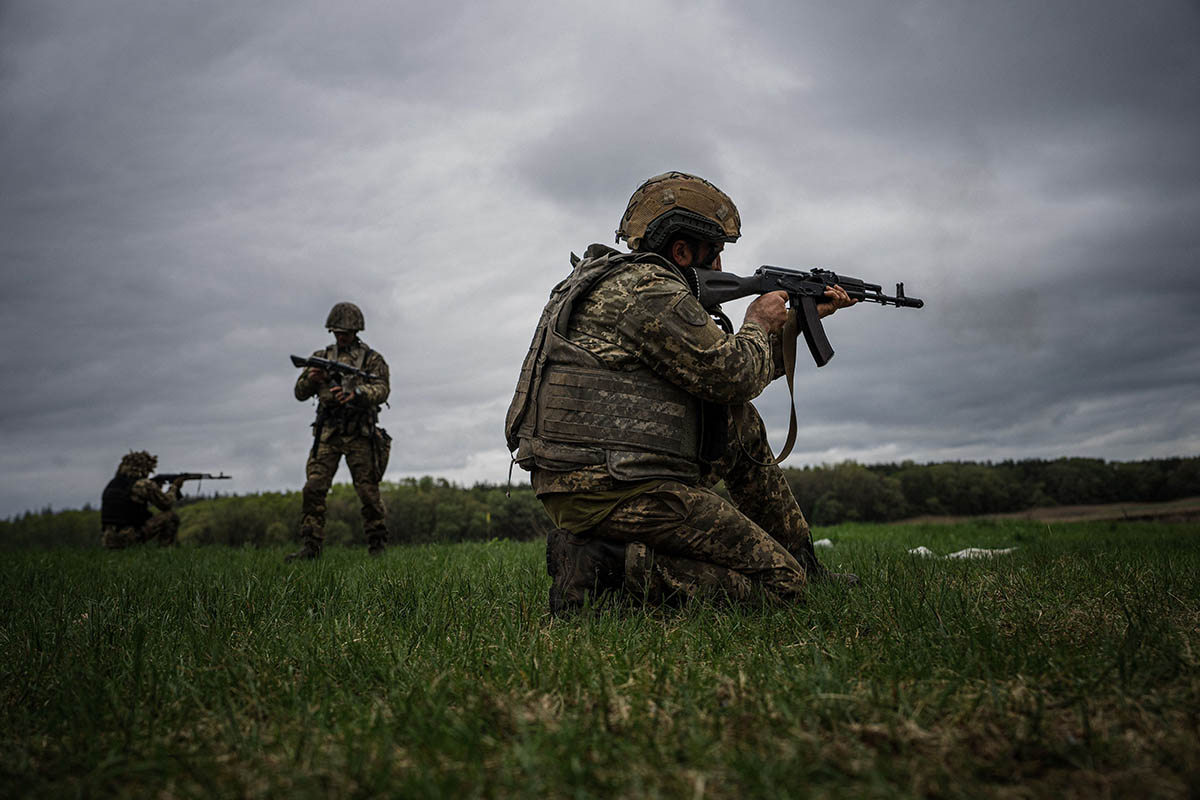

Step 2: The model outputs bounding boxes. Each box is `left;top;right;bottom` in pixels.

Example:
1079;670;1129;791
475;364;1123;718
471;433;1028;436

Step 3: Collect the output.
3;457;1198;549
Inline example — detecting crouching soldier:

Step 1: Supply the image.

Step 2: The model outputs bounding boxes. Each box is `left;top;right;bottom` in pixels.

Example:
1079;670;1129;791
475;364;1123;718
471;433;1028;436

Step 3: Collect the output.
100;450;183;548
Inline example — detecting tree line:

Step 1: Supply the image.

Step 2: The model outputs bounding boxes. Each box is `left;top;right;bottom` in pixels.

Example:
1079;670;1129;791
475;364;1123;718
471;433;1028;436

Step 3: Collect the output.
3;457;1197;549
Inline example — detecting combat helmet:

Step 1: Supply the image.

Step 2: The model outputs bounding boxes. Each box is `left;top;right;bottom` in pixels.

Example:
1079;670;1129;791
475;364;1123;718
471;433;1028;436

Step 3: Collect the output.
119;450;157;478
325;302;365;333
616;171;741;252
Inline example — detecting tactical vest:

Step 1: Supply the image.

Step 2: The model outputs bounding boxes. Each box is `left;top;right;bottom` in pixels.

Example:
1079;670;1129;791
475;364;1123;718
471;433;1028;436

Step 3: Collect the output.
100;473;151;529
505;244;704;483
312;342;379;437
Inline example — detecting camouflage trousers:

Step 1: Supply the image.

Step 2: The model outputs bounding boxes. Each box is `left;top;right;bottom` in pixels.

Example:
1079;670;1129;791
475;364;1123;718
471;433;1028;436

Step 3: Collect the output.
300;434;387;546
101;510;180;549
587;402;819;604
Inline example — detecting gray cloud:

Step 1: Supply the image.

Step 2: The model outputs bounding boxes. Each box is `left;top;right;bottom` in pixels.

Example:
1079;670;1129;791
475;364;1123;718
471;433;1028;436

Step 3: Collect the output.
1;0;1198;517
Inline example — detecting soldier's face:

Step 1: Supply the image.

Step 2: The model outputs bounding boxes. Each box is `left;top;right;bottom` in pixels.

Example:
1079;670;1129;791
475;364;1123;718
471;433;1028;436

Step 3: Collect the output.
332;330;355;348
704;243;724;272
673;240;724;271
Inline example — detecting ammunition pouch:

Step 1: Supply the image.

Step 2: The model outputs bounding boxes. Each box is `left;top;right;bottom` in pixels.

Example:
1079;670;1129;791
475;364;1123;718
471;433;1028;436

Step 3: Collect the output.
312;402;376;439
518;364;703;482
372;426;392;482
535;365;699;460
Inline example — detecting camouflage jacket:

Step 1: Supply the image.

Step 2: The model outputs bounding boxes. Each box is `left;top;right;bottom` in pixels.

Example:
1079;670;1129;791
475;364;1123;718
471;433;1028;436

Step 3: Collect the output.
295;338;390;440
132;478;179;511
510;244;778;495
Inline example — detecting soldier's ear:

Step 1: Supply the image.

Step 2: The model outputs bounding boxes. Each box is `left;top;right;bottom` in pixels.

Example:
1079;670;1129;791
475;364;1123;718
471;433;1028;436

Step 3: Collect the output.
669;238;693;268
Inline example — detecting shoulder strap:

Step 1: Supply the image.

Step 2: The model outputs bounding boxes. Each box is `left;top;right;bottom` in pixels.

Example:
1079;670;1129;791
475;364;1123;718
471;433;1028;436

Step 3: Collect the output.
731;308;800;467
775;310;800;462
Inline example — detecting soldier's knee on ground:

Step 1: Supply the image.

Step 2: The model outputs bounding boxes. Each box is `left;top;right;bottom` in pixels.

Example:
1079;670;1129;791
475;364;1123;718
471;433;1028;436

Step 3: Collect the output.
633;546;759;606
144;510;181;546
546;529;627;615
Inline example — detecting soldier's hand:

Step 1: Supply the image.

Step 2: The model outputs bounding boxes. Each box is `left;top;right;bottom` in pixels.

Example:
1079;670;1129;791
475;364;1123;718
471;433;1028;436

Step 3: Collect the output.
330;384;356;405
745;290;790;336
817;284;857;318
170;478;186;493
306;367;327;384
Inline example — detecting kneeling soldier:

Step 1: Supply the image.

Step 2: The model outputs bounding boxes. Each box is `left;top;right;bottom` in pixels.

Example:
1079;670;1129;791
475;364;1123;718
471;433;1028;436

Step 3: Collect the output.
506;172;859;613
100;450;183;548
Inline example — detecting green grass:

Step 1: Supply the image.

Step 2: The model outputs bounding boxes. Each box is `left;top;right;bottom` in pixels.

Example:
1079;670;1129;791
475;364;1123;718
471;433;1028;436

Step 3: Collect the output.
2;521;1197;798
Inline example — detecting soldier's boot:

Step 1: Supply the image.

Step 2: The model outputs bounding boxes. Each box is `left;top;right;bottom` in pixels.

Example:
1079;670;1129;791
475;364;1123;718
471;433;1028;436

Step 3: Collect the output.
101;527;135;550
367;533;387;557
810;567;861;587
795;539;860;587
285;527;323;562
546;529;627;615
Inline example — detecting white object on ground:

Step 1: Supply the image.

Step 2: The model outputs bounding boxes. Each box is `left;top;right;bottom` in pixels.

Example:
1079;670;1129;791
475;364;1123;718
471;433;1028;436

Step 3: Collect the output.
813;538;834;548
946;547;1017;559
908;545;1016;559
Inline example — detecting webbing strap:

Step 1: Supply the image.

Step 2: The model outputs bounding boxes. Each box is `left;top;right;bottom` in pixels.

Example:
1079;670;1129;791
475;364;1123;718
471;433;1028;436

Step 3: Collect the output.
776;308;801;463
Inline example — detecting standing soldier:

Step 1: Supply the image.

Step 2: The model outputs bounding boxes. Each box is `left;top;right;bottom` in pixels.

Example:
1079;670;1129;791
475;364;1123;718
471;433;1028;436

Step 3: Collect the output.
289;302;391;561
506;172;859;613
100;451;184;548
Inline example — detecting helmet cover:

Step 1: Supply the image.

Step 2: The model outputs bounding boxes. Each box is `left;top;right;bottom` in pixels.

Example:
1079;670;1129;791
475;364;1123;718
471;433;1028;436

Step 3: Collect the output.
616;171;741;251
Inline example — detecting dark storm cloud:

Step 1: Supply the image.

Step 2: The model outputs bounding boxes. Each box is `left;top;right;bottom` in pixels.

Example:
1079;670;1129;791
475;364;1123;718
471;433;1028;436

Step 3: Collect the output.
1;0;1198;516
517;122;720;217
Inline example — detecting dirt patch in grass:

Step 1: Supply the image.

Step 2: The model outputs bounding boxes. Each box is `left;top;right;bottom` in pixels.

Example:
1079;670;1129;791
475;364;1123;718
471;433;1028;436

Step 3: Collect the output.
901;497;1200;525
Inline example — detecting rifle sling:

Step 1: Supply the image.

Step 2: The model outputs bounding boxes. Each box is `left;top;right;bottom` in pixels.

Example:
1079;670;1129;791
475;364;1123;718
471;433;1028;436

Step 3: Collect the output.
776;308;800;463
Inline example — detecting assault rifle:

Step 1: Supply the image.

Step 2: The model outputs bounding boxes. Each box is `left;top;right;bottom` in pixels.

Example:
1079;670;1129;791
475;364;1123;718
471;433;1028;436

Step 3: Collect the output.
289;354;380;383
152;473;232;491
689;265;924;462
687;266;924;367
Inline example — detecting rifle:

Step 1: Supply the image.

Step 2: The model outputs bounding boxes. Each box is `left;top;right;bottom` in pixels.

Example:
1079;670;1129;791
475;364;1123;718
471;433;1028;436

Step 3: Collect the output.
687;265;923;463
291;354;385;461
152;473;232;492
290;354;380;384
687;266;924;367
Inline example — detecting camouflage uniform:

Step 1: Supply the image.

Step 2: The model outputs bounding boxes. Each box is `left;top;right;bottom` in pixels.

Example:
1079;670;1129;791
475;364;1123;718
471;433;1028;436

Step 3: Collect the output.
100;451;181;549
586;402;824;605
510;244;825;608
293;336;391;556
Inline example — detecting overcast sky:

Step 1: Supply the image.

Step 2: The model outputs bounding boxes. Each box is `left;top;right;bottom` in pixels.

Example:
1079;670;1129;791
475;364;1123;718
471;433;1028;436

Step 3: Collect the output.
2;0;1198;517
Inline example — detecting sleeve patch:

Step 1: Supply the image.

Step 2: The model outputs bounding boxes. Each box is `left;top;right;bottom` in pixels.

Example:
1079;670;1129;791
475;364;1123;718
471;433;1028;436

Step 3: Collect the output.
670;294;711;327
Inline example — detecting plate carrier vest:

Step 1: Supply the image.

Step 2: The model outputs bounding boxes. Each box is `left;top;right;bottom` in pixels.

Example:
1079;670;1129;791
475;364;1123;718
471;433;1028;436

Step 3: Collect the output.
505;244;705;483
100;473;152;529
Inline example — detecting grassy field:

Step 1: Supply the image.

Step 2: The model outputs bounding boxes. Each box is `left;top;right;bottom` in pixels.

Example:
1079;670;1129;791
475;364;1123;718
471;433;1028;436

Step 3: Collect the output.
2;520;1197;799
